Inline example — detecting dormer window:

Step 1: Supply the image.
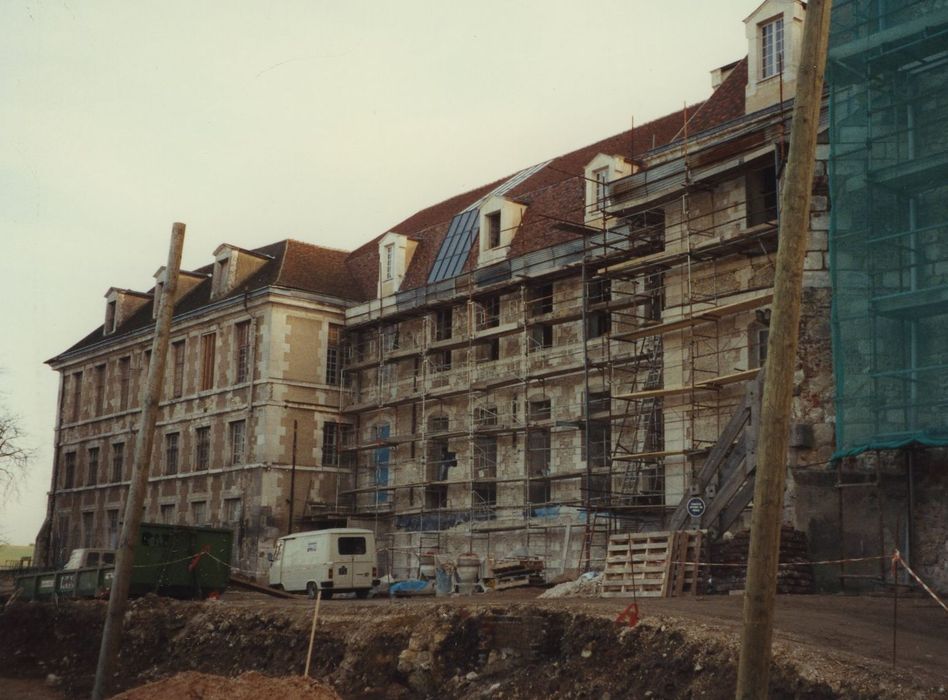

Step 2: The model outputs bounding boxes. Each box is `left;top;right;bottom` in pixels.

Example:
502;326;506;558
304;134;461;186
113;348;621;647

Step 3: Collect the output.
760;16;784;79
105;300;117;334
377;232;416;297
744;1;804;113
152;282;164;320
477;196;526;267
486;212;502;249
593;168;609;212
384;244;394;281
211;244;269;301
584;154;633;222
104;287;151;335
215;258;230;294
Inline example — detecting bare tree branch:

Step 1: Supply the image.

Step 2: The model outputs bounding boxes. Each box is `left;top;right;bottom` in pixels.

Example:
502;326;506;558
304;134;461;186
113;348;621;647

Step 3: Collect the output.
0;409;32;501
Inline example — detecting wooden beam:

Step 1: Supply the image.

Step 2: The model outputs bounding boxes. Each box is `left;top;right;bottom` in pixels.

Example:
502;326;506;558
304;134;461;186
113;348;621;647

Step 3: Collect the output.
611;449;687;461
612;293;774;343
616;368;760;402
700;441;749;529
93;223;186;700
667;371;762;531
737;1;833;695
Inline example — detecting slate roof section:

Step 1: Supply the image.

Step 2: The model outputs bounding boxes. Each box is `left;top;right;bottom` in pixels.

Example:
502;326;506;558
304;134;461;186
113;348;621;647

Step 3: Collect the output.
50;239;362;363
342;57;750;296
681;58;748;135
344;101;727;296
55;56;750;361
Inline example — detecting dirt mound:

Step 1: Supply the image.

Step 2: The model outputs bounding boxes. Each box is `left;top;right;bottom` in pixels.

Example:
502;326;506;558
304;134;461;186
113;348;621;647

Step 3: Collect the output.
0;597;939;698
112;671;338;700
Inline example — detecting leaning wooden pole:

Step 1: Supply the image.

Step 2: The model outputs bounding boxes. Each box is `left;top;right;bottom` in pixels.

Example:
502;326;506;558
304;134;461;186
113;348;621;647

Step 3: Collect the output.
735;2;832;697
92;223;186;700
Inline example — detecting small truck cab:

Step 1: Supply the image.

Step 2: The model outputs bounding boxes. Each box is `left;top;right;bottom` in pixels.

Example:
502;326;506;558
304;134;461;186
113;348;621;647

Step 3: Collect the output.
62;549;116;570
268;528;379;599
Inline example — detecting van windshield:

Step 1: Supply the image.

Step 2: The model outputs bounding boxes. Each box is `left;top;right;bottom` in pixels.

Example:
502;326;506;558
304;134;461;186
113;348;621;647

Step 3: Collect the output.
338;536;366;556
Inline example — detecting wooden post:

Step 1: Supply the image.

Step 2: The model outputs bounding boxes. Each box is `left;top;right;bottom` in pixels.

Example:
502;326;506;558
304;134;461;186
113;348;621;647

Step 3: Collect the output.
304;589;323;677
735;2;832;698
92;223;186;700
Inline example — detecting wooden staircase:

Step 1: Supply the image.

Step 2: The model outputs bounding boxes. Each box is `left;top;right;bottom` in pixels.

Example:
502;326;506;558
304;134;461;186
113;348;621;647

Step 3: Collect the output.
668;370;763;537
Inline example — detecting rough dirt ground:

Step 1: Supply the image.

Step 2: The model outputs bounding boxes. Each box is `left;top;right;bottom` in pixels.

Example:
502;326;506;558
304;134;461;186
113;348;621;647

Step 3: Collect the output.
110;671;339;699
0;590;944;699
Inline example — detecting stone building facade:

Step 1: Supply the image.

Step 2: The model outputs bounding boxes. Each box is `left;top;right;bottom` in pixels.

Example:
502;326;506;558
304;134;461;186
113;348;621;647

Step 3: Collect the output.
36;0;946;589
37;240;362;574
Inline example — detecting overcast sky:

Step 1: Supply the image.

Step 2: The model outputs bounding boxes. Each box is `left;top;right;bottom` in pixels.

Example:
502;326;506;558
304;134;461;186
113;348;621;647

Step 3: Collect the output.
0;0;752;545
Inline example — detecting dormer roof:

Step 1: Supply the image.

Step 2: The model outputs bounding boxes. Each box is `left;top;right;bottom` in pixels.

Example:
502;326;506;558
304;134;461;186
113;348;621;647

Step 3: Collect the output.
49;240;363;364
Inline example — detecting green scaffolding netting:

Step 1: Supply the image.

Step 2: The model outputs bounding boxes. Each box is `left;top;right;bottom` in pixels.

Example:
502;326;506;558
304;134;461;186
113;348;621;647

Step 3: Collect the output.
828;0;948;458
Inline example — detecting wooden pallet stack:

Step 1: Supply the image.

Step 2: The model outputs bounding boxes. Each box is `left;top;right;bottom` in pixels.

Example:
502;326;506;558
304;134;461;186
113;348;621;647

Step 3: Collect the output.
602;530;703;598
485;558;545;590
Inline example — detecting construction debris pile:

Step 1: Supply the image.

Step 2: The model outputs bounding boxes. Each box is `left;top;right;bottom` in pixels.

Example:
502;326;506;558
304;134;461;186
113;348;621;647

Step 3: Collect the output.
538;572;602;599
710;527;815;594
484;558;544;591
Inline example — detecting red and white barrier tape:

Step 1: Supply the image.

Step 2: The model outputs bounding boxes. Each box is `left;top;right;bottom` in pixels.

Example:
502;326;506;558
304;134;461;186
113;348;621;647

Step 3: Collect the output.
893;549;948;614
669;554;888;569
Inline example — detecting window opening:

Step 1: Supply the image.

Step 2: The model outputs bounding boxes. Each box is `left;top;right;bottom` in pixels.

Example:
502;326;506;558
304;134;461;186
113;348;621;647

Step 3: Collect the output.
235;321;251;384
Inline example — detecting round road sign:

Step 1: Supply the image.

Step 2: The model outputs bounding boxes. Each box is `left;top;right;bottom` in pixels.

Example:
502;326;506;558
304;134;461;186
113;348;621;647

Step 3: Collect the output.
686;496;706;518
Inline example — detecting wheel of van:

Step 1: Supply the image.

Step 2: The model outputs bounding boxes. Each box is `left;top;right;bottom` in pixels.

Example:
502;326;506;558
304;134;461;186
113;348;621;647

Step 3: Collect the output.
356;589;370;599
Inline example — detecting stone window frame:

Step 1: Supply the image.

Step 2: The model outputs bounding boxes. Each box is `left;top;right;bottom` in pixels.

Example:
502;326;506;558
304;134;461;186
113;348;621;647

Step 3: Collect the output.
760;15;784;80
117;356;131;411
235;320;252;385
63;451;77;489
86;446;100;487
111;442;125;483
200;332;217;392
93;364;107;416
165;432;180;476
228;420;246;466
171;339;186;399
195;425;211;471
326;323;343;385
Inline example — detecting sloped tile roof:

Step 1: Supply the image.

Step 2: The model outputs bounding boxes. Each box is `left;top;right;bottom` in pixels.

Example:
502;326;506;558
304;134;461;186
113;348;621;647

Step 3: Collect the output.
681;58;748;135
345;102;717;295
50;239;361;362
55;56;749;360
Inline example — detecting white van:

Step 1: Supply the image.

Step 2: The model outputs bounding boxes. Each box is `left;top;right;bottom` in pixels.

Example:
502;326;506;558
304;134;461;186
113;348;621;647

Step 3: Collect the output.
268;528;379;599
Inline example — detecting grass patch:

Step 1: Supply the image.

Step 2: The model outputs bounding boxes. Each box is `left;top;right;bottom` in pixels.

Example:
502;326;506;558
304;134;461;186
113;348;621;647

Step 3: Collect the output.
0;544;34;566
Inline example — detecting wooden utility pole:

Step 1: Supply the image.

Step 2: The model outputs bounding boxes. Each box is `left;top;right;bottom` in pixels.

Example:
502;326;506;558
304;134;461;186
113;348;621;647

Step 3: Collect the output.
92;223;186;700
735;2;832;698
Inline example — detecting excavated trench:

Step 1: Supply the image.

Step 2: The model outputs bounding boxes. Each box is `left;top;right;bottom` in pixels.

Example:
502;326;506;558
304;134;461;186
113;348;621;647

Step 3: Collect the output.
0;597;910;699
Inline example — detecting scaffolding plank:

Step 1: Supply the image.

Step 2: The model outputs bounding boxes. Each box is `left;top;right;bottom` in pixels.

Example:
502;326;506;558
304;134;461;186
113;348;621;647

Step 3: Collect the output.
610;449;687;461
615;368;760;402
611;292;774;343
600;222;778;277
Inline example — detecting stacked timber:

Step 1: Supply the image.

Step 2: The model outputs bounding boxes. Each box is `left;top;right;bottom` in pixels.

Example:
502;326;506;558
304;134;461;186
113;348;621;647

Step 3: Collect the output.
602;530;703;598
710;526;814;594
485;558;545;590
